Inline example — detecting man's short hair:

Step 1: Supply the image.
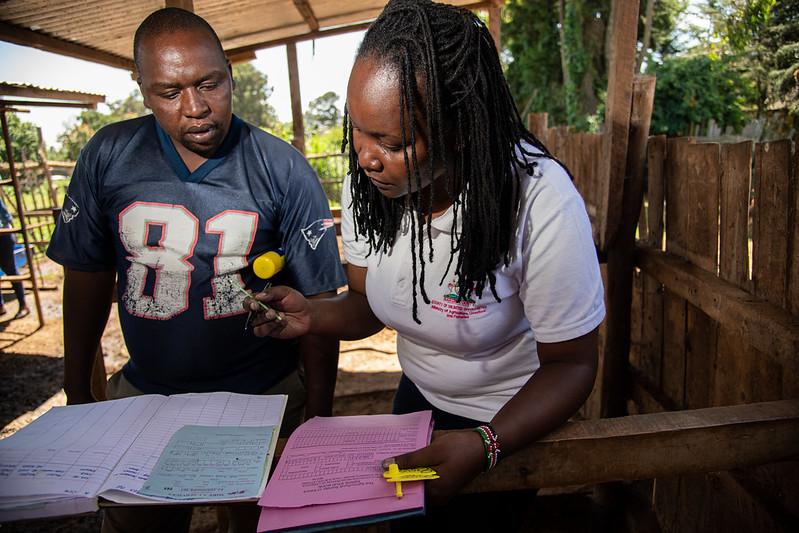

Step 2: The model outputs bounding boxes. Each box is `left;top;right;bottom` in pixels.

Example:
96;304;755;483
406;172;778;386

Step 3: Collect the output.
134;7;226;73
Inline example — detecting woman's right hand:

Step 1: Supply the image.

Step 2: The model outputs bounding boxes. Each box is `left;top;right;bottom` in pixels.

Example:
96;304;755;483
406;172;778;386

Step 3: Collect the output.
245;286;312;339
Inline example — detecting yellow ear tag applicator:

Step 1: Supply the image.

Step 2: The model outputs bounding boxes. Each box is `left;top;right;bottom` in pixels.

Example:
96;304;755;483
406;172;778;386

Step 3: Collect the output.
241;250;287;325
383;464;439;499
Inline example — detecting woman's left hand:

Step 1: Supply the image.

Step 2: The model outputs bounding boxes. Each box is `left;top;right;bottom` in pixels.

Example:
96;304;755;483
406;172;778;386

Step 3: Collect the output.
386;429;486;506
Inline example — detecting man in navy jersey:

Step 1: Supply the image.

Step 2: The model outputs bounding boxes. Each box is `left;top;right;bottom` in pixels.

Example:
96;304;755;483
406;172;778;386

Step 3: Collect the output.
47;8;346;532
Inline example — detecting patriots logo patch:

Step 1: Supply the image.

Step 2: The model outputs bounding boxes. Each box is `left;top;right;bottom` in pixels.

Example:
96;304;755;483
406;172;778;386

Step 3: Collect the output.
61;195;80;223
301;218;334;250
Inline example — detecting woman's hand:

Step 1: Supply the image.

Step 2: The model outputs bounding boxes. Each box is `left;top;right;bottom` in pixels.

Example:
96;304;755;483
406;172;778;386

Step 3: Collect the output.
385;429;486;506
245;285;312;339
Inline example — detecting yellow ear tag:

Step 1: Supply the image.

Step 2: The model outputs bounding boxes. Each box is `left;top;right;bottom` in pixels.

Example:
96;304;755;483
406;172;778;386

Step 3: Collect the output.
253;250;285;280
383;465;440;483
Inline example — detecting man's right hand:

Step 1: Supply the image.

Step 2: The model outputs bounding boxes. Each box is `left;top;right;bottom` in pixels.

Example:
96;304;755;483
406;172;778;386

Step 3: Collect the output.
245;285;312;339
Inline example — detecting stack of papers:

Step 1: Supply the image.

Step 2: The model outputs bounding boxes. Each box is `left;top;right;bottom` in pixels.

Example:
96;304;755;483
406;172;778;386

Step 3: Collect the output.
0;392;286;522
258;411;434;532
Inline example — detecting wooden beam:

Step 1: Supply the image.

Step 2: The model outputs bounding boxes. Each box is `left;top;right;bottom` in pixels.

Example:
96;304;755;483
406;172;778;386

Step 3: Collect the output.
635;245;799;370
600;75;657;418
226;50;257;64
0;99;97;109
487;6;501;51
286;42;305;154
0;21;134;71
225;21;373;57
293;0;320;32
271;400;799;491
165;0;193;10
0;84;104;104
597;0;639;251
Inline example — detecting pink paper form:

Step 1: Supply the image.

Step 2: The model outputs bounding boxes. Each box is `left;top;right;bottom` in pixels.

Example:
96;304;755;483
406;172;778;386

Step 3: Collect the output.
258;411;433;532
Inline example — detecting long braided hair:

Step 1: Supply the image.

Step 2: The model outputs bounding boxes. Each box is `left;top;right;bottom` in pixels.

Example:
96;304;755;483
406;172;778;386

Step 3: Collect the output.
343;0;562;323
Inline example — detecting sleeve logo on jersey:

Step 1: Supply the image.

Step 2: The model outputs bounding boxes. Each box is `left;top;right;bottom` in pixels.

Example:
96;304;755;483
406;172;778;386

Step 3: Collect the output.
300;218;334;250
61;195;80;223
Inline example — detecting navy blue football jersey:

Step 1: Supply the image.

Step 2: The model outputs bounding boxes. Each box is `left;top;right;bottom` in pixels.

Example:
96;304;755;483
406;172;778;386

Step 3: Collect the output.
47;115;346;394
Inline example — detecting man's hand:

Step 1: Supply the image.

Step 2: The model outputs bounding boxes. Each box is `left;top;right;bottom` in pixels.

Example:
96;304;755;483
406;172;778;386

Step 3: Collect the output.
385;430;486;506
245;285;312;339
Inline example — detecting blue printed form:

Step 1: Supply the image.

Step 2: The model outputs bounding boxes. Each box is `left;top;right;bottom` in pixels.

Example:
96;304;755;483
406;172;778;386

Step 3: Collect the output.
139;425;274;501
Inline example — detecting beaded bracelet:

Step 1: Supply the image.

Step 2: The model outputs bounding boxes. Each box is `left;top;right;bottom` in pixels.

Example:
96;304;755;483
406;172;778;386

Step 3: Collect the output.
472;424;501;471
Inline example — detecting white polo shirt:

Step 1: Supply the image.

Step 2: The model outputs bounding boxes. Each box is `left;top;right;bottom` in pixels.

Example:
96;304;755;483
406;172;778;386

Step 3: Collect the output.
341;150;605;422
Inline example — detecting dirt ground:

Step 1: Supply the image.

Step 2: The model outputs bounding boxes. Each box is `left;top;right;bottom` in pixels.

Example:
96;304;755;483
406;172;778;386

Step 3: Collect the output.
0;258;400;532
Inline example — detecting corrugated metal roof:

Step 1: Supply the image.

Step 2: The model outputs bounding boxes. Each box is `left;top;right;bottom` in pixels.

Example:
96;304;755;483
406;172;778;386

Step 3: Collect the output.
0;1;499;71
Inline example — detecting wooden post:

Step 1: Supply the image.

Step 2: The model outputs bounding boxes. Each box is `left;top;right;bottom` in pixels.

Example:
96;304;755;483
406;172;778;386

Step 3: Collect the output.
487;6;501;51
286;42;306;154
597;0;639;252
0;110;43;328
600;75;656;420
36;129;58;207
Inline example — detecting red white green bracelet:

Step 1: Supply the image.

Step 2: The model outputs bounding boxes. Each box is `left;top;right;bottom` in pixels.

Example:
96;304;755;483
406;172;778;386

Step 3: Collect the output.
473;424;501;471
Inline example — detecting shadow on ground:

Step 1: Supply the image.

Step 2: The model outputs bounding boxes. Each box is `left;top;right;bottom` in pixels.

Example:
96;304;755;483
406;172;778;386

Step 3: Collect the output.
0;352;62;428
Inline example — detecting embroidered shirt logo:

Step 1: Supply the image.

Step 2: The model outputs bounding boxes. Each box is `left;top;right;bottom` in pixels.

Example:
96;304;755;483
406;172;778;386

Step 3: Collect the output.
430;279;487;320
61;195;80;223
300;218;334;250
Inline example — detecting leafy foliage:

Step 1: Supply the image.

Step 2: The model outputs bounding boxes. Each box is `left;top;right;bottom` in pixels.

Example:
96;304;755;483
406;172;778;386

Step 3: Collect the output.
304;91;342;134
55;92;148;160
232;63;279;129
0;113;41;163
650;54;756;135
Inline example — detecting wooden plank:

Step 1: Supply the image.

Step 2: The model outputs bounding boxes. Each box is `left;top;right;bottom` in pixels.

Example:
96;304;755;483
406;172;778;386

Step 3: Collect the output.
664;137;690;259
596;0;639;251
0;21;134;71
292;0;320;31
599;74;655;419
714;324;755;406
685;304;717;409
662;289;686;408
638;272;663;387
719;141;753;288
165;0;194;10
487;6;501;51
787;136;799;397
285;42;305;155
645;135;666;249
635;246;799;371
461;400;799;492
752;139;792;309
629;269;643;370
656;470;791;533
527;112;548;141
684;142;720;273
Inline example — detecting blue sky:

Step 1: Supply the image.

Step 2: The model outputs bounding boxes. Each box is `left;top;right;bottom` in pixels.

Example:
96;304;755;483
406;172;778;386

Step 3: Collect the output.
0;30;365;149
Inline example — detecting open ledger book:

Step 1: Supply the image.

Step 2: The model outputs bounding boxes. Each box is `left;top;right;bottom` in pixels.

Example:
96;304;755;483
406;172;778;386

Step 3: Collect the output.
0;392;286;522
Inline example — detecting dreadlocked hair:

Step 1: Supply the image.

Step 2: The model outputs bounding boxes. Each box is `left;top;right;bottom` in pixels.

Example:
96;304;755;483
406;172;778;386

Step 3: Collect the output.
342;0;566;324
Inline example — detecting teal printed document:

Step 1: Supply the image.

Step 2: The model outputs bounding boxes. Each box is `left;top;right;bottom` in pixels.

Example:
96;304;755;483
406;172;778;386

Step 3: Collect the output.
140;425;274;501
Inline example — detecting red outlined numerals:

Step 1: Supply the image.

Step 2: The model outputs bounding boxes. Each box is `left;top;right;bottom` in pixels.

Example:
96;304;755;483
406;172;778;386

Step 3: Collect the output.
204;210;259;319
119;202;199;320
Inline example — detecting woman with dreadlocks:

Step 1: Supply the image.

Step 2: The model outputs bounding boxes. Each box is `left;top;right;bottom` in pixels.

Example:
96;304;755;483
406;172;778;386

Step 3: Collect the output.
248;0;604;520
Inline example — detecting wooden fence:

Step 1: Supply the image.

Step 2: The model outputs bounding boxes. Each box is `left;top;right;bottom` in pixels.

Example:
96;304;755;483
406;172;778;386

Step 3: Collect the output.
629;136;798;532
531;114;798;531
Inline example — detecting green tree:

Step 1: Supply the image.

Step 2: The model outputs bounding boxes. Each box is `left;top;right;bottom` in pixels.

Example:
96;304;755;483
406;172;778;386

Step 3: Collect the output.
760;1;798;117
0;113;41;163
504;0;682;129
232;62;278;129
650;54;756;135
304;91;342;134
56;91;148;160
